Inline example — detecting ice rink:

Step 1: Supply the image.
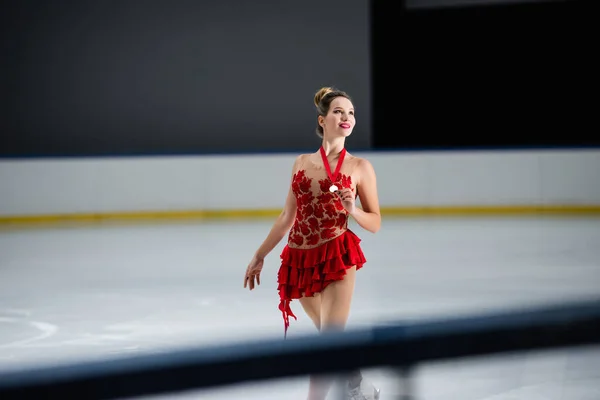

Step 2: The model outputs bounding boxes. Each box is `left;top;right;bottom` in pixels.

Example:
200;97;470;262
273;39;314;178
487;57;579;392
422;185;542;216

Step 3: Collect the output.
1;216;599;399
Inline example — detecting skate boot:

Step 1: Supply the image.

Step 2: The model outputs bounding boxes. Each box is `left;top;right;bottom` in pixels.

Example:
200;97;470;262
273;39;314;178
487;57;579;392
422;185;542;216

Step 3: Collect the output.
346;373;381;400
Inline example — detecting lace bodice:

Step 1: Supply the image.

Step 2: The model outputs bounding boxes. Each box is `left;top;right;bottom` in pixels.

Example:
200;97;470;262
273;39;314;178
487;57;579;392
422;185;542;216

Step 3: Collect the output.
287;153;359;249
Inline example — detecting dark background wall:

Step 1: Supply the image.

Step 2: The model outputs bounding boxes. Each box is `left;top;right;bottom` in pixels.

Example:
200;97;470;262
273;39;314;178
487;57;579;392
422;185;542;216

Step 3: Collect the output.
372;0;598;150
1;0;597;157
1;0;371;157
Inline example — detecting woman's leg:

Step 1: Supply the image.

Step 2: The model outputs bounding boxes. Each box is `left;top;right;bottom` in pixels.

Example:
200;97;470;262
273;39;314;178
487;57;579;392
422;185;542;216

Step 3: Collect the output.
320;266;356;330
319;267;379;399
298;266;358;332
299;294;325;399
303;267;358;400
299;294;322;331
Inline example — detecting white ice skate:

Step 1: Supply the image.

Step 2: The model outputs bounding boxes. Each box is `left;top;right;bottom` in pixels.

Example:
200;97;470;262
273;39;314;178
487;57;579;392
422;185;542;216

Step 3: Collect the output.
346;375;380;400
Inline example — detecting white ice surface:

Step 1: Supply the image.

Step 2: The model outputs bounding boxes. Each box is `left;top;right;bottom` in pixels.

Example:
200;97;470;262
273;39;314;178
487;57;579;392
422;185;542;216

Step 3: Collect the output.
1;216;599;399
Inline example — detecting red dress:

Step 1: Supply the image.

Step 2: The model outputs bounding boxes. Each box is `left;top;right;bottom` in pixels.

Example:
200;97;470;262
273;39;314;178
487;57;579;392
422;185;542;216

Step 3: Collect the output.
277;153;367;337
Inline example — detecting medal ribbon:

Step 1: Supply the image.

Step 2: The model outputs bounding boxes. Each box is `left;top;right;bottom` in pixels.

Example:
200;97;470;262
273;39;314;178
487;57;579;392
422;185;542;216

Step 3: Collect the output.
319;146;346;189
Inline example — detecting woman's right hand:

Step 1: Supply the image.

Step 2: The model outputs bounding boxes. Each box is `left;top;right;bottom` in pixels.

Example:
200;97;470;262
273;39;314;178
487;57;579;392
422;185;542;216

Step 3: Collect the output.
244;254;264;291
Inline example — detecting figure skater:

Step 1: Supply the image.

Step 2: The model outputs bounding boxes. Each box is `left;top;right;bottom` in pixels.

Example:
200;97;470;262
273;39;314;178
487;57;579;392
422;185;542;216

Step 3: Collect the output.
244;86;381;400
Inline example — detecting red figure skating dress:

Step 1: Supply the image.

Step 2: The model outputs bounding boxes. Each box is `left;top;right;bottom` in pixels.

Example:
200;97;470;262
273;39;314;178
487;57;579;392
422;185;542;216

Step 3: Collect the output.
277;148;367;337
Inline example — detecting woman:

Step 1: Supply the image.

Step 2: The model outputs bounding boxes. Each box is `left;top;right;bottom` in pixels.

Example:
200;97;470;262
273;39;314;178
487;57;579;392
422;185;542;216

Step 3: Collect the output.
244;86;381;400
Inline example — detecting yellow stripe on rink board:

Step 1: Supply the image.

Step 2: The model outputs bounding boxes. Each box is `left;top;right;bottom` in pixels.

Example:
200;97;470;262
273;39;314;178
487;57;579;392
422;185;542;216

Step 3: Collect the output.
0;209;282;227
1;205;600;228
381;205;600;216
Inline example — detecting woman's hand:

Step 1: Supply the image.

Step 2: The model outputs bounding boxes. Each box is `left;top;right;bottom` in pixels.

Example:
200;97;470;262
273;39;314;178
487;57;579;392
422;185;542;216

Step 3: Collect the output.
244;254;264;291
336;188;356;214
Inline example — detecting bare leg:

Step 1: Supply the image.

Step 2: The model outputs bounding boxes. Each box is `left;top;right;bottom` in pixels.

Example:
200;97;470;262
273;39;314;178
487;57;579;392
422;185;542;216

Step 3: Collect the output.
299;294;322;331
320;266;356;330
303;267;357;400
299;294;327;400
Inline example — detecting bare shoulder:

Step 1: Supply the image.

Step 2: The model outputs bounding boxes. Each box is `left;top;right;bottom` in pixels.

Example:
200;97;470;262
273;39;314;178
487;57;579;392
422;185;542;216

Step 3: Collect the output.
295;153;311;164
347;154;376;181
356;155;375;170
291;153;309;171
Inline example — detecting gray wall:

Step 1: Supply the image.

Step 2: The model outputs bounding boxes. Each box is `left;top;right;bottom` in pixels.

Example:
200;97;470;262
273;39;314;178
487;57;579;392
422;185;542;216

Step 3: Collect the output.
1;0;371;156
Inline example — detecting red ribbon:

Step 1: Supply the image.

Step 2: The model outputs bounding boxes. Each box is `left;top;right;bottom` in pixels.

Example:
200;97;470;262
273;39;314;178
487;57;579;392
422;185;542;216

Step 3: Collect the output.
319;146;346;188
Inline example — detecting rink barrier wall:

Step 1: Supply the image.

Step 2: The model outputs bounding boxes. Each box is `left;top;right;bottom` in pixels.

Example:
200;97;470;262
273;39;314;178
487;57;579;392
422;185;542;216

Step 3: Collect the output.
2;205;600;228
1;148;599;225
0;297;599;399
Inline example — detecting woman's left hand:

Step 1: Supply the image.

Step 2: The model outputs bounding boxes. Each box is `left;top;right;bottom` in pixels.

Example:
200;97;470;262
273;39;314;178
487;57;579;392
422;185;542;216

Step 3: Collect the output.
336;188;356;214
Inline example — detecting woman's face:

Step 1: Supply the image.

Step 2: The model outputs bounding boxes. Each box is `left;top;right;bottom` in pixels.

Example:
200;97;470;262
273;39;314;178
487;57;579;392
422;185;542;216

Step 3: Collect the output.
319;96;355;138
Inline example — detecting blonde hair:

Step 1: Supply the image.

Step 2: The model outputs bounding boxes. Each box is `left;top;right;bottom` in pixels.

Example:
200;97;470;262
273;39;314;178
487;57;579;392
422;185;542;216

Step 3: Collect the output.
313;86;352;138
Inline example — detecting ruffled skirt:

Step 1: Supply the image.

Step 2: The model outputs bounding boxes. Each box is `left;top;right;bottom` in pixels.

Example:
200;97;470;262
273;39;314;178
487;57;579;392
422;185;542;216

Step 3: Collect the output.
277;229;366;337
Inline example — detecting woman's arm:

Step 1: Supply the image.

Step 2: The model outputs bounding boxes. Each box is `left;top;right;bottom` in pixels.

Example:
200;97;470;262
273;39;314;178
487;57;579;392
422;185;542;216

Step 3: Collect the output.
254;157;300;259
351;158;381;233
